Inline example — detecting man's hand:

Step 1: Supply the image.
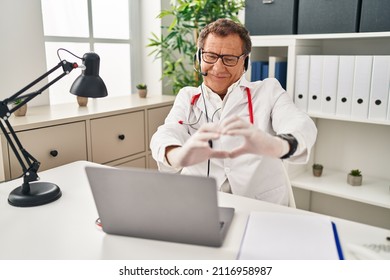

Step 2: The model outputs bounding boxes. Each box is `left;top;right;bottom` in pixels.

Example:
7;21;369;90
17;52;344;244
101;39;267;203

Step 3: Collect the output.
218;116;287;158
166;123;230;168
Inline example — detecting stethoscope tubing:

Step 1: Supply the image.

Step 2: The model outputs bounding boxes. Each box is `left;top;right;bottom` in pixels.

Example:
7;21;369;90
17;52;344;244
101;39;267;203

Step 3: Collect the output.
179;87;253;129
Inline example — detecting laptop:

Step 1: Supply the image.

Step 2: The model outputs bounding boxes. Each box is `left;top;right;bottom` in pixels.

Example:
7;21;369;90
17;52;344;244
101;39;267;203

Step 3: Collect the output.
85;166;234;247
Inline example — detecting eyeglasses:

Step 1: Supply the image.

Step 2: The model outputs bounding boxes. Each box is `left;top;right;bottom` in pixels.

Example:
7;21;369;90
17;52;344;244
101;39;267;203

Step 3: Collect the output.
201;50;246;67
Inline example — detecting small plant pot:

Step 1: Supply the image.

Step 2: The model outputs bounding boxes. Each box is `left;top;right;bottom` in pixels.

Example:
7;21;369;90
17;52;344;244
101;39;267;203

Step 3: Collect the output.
77;96;88;107
13;104;27;117
347;174;362;186
312;164;323;177
138;89;147;98
313;168;323;177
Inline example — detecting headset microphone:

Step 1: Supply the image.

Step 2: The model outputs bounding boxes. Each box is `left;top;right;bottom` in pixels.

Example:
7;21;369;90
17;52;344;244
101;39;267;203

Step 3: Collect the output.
200;71;207;76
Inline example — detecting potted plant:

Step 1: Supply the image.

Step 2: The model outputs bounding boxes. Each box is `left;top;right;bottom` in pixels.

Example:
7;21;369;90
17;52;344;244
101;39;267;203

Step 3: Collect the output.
148;0;245;95
312;163;323;177
136;83;147;98
347;169;362;186
12;98;27;116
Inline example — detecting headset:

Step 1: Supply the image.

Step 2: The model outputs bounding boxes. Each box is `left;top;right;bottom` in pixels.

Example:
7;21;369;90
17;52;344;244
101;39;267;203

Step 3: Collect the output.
193;48;249;76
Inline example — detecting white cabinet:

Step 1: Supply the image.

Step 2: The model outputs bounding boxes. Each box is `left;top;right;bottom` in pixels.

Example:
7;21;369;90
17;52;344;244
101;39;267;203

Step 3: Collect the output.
90;111;145;164
251;32;390;229
7;122;87;179
1;95;175;180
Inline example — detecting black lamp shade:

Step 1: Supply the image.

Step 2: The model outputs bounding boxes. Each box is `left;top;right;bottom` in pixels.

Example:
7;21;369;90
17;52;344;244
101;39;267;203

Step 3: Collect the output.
70;52;108;98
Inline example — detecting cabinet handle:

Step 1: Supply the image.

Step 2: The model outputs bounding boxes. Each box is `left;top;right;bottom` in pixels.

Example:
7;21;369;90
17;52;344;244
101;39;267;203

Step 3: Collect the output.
50;150;59;157
118;134;125;140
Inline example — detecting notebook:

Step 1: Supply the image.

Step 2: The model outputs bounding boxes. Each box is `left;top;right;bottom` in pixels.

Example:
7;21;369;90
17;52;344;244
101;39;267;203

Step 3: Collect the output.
85;166;234;247
237;211;344;260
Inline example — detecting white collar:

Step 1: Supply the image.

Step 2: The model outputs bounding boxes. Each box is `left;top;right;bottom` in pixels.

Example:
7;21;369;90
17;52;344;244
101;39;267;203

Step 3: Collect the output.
203;77;242;99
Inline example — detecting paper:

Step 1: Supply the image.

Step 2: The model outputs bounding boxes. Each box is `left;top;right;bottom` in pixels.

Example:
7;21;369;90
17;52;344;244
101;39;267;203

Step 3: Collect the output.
237;211;343;260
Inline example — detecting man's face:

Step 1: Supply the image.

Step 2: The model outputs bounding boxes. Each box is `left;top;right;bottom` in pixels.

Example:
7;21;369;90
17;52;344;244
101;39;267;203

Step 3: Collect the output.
201;33;246;95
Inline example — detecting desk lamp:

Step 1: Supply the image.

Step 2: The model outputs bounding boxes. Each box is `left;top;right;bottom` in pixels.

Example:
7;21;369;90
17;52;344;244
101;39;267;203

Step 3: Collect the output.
0;49;108;207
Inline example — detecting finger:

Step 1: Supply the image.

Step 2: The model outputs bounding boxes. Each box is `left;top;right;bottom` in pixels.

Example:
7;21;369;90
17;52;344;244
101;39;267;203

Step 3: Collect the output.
190;140;212;148
223;127;253;137
219;117;249;134
195;131;221;142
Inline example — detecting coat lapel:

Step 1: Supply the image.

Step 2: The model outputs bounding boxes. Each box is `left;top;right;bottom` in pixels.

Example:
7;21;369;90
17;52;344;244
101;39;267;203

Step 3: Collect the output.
220;79;253;120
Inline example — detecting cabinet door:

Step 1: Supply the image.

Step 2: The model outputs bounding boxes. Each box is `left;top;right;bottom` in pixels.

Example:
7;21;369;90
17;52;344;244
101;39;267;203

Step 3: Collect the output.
147;105;172;150
148;154;158;170
8;122;87;179
112;157;146;169
90;111;145;163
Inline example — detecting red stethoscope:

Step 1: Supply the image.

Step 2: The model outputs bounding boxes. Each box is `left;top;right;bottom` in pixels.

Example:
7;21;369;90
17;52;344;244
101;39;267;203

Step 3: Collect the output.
179;87;254;128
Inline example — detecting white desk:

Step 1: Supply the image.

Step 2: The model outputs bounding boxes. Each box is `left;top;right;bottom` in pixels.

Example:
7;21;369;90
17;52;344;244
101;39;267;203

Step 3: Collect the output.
0;161;389;260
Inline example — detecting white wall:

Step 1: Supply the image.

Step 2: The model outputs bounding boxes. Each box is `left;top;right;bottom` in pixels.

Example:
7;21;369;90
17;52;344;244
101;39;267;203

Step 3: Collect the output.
0;0;49;106
0;0;164;101
140;0;162;96
0;0;49;181
0;0;163;181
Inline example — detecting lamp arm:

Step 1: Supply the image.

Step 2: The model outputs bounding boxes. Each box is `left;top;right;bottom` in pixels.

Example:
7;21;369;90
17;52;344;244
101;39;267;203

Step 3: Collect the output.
0;60;78;192
4;60;78;113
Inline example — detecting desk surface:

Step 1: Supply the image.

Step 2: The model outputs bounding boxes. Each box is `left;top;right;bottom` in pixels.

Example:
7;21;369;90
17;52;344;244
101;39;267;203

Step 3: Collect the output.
0;161;389;260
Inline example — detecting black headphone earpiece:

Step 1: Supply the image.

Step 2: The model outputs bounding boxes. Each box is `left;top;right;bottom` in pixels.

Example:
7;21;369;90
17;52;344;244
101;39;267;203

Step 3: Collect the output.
194;48;207;76
244;56;249;71
197;48;202;66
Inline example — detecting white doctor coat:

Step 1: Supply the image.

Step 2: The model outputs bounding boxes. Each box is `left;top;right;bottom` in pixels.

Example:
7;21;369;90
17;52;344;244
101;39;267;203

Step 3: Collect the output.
150;77;317;206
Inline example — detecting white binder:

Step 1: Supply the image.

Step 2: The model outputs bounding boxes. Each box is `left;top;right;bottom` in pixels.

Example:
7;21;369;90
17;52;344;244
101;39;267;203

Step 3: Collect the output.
387;94;390;121
351;56;373;119
308;55;323;114
336;56;355;116
368;56;390;121
321;56;339;115
388;96;390;121
294;55;310;111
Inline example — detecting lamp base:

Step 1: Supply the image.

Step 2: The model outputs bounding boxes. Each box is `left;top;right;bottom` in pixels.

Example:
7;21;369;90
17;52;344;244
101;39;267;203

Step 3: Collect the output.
8;182;62;207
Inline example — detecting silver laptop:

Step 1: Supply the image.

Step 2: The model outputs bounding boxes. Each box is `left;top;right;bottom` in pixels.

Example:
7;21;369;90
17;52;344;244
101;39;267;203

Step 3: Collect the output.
85;166;234;247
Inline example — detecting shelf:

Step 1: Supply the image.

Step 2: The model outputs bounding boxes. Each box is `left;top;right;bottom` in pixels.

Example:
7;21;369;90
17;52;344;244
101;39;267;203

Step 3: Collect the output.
6;94;176;132
251;31;390;226
291;169;390;209
308;112;390;126
251;31;390;42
